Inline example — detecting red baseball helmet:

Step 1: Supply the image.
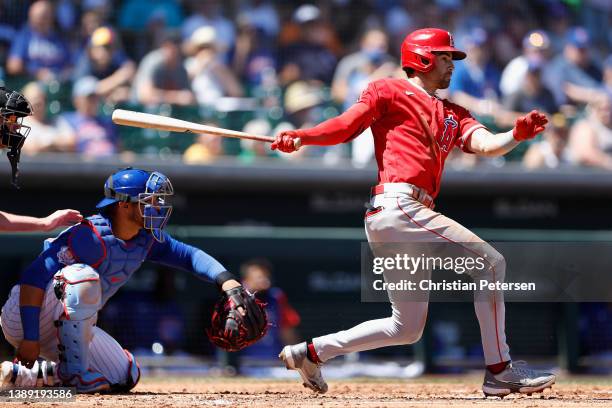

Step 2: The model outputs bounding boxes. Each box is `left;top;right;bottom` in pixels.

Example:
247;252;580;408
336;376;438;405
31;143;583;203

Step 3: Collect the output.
401;28;466;72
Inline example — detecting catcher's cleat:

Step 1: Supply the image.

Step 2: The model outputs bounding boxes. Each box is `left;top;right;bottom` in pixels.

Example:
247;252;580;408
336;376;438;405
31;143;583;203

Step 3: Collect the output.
58;364;110;394
279;342;328;394
482;361;555;397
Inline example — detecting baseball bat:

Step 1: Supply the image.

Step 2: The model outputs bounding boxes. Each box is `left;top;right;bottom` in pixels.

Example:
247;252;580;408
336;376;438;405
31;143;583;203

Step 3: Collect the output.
111;109;301;149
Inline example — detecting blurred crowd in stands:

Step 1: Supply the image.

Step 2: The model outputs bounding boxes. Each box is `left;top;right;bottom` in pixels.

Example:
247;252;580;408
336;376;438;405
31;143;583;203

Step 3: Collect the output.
3;0;612;170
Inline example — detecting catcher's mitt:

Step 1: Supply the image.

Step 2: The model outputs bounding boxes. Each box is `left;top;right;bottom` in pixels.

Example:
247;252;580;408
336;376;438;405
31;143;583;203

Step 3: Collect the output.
207;286;268;351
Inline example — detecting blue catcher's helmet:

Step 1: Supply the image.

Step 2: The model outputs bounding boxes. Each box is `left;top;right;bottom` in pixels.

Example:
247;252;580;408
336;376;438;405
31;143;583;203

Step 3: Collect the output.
96;168;174;242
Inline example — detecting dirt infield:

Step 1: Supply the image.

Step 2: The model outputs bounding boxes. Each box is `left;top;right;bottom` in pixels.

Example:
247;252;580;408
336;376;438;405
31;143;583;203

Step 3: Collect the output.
15;375;612;407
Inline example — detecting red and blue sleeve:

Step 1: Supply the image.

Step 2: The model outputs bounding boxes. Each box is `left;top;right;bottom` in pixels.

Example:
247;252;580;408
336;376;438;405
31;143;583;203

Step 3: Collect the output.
19;223;106;290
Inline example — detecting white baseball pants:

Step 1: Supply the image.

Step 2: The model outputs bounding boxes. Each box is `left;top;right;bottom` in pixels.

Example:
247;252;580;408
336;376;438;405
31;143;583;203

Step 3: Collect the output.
312;189;511;365
1;283;132;384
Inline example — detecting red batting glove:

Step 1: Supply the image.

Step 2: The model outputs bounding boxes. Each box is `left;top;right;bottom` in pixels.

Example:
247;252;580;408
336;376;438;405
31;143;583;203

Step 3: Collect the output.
513;110;548;141
271;130;301;153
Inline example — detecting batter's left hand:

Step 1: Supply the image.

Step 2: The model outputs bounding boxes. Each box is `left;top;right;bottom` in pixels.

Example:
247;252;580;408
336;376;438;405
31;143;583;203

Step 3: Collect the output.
513;110;548;141
271;130;301;153
42;209;83;231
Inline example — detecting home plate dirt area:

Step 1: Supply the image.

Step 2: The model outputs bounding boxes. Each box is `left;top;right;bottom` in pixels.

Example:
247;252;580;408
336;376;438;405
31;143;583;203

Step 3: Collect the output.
21;375;611;408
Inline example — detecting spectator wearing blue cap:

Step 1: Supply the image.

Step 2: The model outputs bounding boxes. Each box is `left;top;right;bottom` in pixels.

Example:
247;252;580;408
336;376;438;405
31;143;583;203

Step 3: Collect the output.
331;28;397;110
500;30;552;98
449;28;516;127
118;0;183;32
542;27;603;106
449;28;500;100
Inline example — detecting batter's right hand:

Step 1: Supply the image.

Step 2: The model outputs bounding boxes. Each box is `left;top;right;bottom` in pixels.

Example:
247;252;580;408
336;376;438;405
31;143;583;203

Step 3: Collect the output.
513;110;548;141
16;340;40;368
271;130;301;153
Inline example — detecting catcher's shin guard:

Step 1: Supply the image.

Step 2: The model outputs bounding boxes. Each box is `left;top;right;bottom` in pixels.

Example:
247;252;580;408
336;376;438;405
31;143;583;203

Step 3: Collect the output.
54;265;110;393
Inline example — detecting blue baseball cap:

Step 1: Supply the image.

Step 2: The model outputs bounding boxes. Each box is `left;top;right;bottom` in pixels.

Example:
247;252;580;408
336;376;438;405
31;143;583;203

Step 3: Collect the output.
566;27;590;49
460;27;488;49
96;168;151;209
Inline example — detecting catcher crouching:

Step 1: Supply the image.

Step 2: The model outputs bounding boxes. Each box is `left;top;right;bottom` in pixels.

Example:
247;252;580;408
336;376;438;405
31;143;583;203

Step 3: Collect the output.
0;168;267;393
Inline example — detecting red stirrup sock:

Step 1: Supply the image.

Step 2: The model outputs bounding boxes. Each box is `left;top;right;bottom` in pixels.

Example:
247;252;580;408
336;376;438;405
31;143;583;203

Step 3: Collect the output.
306;341;322;364
487;360;510;374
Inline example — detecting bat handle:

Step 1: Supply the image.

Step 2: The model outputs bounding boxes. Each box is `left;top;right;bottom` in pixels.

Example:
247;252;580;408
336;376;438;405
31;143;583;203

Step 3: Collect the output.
293;137;302;151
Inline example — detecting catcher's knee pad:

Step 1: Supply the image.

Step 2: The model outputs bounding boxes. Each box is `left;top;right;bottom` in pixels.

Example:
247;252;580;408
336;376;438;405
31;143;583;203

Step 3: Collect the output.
111;350;141;392
54;264;101;320
53;265;108;392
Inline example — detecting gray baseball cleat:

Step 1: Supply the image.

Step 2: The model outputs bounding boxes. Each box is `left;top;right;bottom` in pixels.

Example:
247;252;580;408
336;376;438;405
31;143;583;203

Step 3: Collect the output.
279;342;328;394
482;361;556;397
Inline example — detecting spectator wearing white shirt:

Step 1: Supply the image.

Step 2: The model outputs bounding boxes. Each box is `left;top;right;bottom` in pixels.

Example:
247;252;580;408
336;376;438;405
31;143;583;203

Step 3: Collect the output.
568;96;612;170
185;26;243;107
523;113;571;169
500;30;552;99
20;82;72;155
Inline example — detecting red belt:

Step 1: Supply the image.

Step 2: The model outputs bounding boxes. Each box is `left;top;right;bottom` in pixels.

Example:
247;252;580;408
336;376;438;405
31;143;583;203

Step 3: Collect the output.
370;183;435;209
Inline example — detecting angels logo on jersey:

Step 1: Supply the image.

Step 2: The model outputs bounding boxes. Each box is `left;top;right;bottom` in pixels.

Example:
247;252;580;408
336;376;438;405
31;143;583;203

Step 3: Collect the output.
57;246;76;265
440;114;458;152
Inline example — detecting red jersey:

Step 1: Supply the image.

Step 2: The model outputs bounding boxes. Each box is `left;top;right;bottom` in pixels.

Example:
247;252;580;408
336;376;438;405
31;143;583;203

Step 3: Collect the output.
356;78;484;197
296;78;484;198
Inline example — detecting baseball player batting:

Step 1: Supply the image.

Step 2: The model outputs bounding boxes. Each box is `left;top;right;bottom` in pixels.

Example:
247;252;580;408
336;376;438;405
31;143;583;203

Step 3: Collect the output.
0;168;266;392
272;28;554;398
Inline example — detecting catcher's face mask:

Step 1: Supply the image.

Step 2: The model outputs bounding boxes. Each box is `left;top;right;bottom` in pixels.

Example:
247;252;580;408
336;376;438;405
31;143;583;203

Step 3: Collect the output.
0;89;32;188
138;172;174;242
0;114;29;149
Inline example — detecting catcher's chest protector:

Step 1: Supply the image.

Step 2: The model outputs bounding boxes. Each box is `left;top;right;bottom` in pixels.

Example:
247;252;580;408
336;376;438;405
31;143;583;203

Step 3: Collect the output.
88;215;153;306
